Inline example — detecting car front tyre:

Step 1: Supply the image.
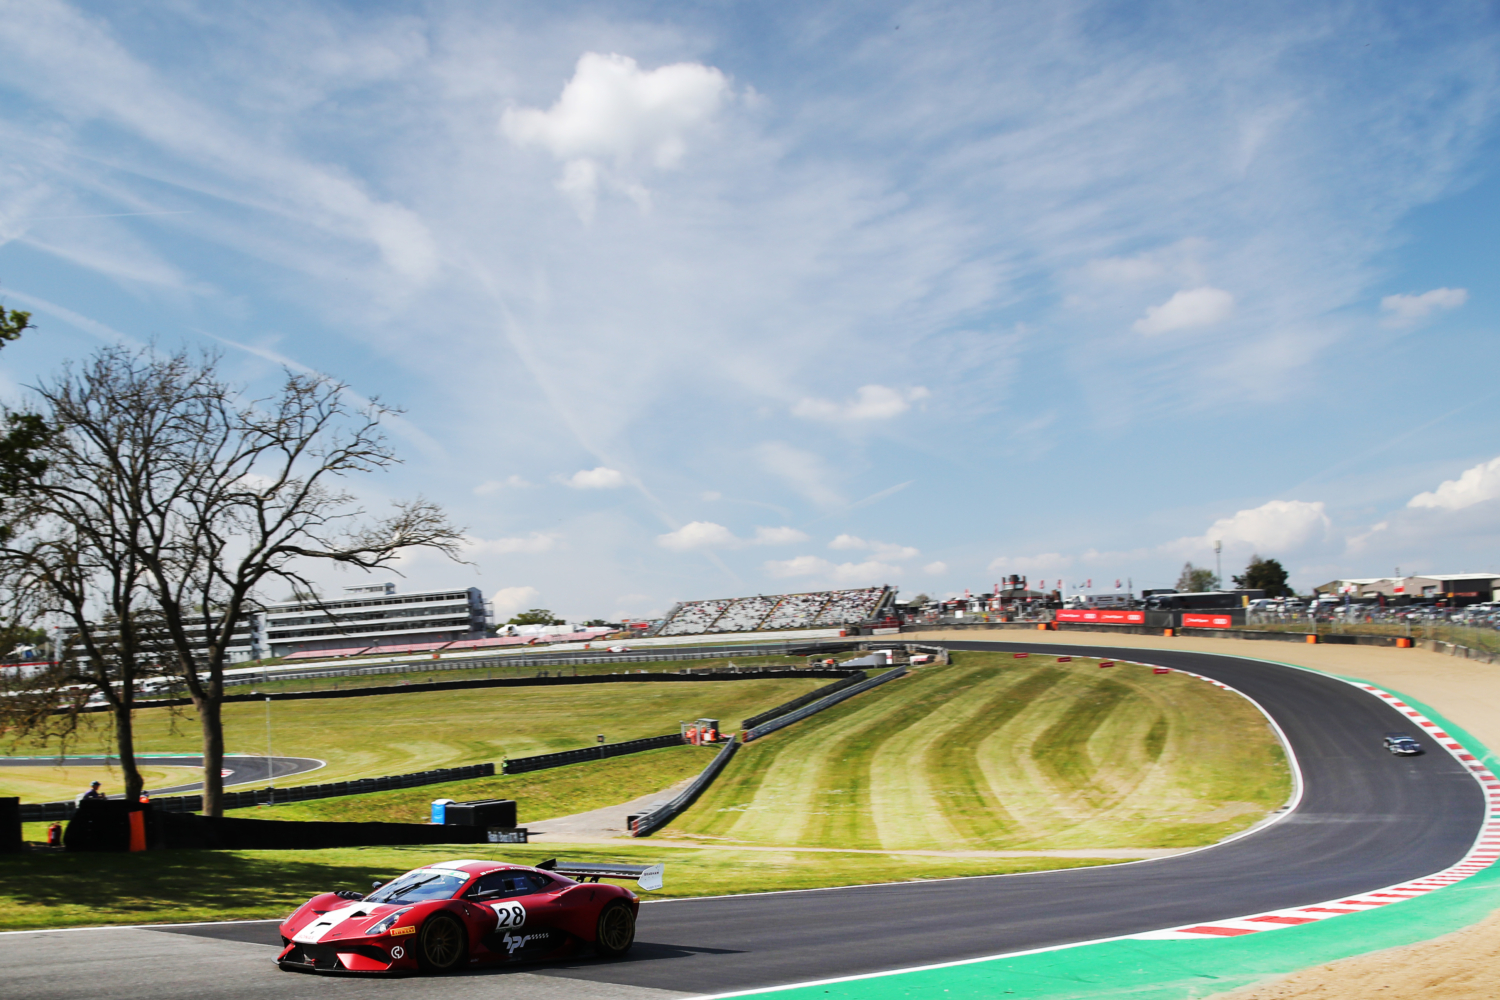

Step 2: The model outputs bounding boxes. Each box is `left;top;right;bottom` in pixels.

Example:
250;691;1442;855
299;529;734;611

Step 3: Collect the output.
416;912;467;973
595;900;636;958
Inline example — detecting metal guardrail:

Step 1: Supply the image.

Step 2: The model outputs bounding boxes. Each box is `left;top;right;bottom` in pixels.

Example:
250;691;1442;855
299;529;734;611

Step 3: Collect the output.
20;762;496;823
630;737;740;837
744;666;908;741
741;671;867;730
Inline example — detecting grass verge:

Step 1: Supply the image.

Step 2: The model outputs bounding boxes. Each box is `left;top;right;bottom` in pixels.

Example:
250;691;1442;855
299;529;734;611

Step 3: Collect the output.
0;842;1121;931
222;744;719;824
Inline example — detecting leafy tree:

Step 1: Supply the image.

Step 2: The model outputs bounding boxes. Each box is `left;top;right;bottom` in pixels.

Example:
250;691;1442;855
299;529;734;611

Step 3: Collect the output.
905;593;932;606
1176;562;1219;592
1232;554;1292;597
507;608;564;626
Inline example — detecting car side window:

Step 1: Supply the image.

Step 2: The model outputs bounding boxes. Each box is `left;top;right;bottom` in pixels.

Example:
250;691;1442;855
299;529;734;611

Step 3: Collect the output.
465;872;550;900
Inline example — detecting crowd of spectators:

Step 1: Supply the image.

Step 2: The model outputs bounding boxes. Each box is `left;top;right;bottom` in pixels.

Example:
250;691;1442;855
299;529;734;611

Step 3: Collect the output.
654;587;890;636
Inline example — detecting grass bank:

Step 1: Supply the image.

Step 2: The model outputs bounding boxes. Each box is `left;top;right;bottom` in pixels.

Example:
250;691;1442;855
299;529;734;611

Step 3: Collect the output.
0;842;1121;931
223;744;718;824
0;764;204;804
666;652;1290;850
3;674;827;795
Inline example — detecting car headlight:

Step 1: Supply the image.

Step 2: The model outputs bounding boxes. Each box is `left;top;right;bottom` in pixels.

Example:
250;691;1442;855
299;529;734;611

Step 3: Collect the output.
366;907;412;936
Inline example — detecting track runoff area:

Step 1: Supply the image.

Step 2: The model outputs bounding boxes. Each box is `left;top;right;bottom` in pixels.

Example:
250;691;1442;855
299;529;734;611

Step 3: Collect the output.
4;639;1496;1000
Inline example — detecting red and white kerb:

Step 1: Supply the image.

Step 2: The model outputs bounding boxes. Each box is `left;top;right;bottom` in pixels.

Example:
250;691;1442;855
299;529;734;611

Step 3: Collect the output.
1131;678;1498;941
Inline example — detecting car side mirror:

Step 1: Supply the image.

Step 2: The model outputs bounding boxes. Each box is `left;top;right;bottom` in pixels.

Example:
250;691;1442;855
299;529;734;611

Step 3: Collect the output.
371;881;383;889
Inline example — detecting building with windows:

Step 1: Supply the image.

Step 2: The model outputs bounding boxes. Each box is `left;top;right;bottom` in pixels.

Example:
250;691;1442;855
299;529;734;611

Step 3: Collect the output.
260;584;489;658
1314;574;1500;605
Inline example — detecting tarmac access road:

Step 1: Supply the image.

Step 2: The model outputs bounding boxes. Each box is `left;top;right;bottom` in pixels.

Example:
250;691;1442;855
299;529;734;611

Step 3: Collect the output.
0;640;1483;1000
0;754;325;796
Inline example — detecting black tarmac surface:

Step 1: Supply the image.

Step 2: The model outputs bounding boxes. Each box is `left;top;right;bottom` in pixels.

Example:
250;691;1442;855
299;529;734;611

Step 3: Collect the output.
8;640;1486;999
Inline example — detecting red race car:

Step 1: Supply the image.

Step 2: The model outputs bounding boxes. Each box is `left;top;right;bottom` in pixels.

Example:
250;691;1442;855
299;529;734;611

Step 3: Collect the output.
276;858;662;974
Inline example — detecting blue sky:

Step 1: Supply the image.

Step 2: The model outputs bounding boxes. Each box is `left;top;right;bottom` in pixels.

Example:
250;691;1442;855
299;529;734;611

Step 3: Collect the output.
1;0;1498;620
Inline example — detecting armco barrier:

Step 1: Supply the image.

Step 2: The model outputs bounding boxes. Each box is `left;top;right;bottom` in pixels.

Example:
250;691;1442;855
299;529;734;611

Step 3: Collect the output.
93;666;855;714
502;734;685;775
630;737;739;837
745;666;909;741
741;671;867;730
20;762;496;823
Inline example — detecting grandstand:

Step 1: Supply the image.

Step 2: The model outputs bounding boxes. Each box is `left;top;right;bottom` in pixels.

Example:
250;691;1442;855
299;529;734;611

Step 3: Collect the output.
652;586;892;637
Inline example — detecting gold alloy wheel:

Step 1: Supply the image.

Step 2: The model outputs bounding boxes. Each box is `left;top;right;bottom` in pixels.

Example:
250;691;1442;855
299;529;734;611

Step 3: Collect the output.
596;901;635;956
418;913;465;971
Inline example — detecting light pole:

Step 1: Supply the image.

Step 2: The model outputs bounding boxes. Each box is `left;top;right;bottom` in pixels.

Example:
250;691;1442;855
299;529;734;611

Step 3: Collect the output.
265;695;274;797
1214;540;1222;590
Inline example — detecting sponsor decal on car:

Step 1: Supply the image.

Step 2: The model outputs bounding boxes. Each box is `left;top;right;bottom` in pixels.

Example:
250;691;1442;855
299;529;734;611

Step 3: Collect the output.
389;946;404;960
501;930;550;955
389;925;415;937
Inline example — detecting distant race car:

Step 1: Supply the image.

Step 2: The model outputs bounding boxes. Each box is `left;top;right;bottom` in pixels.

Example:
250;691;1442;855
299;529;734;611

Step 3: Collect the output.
276;858;662;975
1384;732;1424;756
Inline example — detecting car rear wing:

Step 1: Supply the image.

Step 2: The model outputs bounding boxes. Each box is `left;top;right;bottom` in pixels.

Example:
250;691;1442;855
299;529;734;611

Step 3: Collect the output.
537;859;664;892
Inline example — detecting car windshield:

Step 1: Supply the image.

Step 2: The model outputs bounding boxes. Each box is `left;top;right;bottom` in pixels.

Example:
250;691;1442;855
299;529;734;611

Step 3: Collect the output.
365;870;468;903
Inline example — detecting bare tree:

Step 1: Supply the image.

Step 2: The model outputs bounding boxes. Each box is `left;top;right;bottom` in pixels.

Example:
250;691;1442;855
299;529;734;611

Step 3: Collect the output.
2;346;463;813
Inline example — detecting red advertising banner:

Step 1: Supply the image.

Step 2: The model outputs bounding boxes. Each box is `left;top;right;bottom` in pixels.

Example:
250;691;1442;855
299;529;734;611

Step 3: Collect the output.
1054;609;1145;625
1181;613;1234;629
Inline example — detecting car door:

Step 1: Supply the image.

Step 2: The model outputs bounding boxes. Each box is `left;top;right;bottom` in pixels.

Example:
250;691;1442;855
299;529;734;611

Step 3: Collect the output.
465;872;565;961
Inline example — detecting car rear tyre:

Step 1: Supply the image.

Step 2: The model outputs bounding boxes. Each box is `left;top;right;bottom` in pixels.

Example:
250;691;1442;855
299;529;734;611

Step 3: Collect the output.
416;912;467;973
595;900;635;958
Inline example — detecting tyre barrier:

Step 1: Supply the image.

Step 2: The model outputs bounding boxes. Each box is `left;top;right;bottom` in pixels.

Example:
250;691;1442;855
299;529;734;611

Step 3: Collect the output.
744;666;908;742
741;671;868;730
502;733;686;775
630;737;739;838
20;762;497;823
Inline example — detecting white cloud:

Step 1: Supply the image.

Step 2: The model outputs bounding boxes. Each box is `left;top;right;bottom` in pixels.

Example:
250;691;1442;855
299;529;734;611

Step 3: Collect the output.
564;466;626;489
1381;287;1468;327
1408;455;1500;510
755;442;843;507
1188;499;1331;553
474;475;533;495
988;553;1075;573
657;521;807;551
502;52;731;217
792;385;931;421
763;555;901;584
490;585;542;618
701;490;723;501
923;561;948;575
753;525;809;545
657;520;739;551
829;534;919;560
464;532;559;555
1133;287;1235;335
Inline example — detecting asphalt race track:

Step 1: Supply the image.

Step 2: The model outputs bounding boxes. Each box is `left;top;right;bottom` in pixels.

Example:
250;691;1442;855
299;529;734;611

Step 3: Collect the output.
1;640;1485;1000
0;754;325;796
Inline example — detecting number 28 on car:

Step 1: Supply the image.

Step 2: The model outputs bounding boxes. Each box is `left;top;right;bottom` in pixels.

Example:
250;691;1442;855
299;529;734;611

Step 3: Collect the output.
277;858;662;974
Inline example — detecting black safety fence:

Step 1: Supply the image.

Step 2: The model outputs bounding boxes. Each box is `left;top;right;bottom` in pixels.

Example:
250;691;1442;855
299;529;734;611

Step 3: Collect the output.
502;733;686;775
630;737;739;838
744;666;908;741
741;671;867;730
20;762;496;823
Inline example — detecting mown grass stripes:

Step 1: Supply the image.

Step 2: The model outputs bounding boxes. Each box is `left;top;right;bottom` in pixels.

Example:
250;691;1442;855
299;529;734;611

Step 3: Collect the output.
665;653;1290;851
